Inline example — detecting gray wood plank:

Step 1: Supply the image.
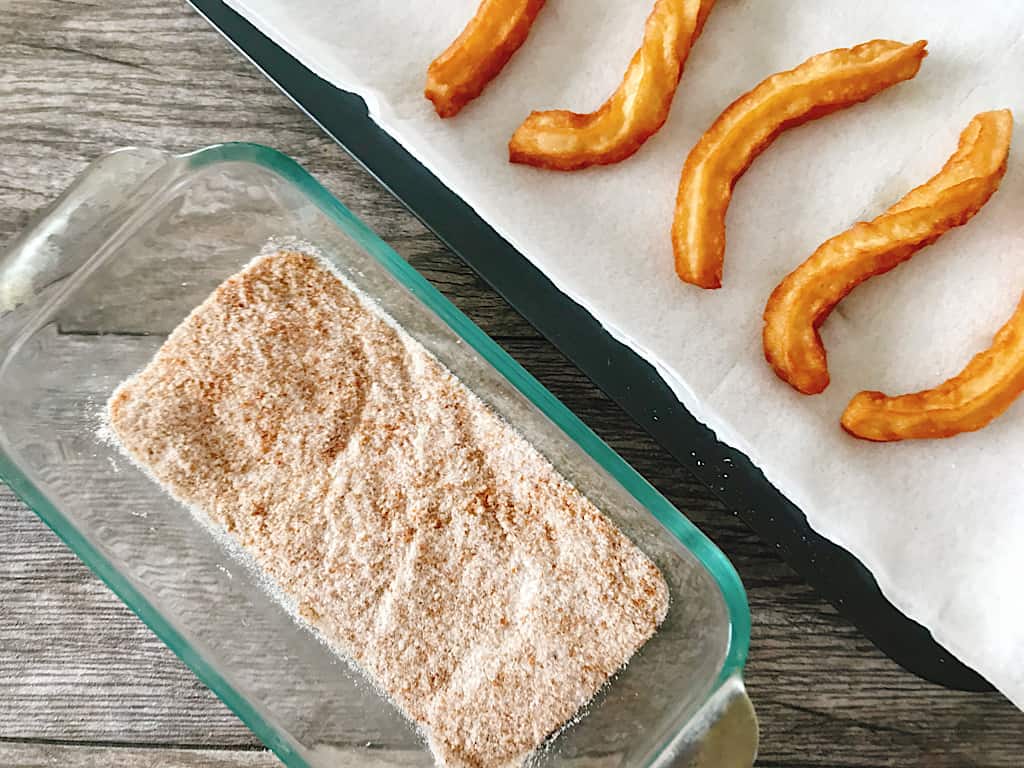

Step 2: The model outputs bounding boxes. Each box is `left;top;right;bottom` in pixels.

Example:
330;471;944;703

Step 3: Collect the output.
0;0;535;341
0;1;1022;767
0;744;279;768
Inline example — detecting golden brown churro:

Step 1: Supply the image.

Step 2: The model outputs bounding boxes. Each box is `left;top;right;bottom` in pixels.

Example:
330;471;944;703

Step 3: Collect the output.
842;291;1024;441
426;0;546;118
509;0;716;170
673;39;927;288
764;110;1012;395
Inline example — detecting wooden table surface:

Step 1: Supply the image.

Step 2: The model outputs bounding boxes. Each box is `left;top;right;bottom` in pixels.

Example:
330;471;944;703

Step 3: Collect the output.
0;2;1020;766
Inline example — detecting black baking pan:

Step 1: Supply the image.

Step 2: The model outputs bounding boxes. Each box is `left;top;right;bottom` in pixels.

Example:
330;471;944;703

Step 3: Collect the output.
187;0;991;692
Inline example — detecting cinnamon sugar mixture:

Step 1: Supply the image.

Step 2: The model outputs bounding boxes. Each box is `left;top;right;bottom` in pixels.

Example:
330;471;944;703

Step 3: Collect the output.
108;250;669;768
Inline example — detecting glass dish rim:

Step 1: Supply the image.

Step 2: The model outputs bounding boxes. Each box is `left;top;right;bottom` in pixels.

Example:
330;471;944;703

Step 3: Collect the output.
0;141;751;768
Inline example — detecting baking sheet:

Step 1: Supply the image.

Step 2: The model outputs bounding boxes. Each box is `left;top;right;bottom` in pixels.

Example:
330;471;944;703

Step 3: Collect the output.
219;0;1024;706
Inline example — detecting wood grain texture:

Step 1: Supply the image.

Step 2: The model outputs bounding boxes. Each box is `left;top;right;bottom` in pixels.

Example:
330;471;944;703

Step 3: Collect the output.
0;744;278;768
0;1;1021;767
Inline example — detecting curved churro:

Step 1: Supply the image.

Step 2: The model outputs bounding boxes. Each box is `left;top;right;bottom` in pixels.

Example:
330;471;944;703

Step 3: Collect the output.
842;292;1024;441
764;110;1012;394
425;0;546;118
508;0;716;170
673;39;928;288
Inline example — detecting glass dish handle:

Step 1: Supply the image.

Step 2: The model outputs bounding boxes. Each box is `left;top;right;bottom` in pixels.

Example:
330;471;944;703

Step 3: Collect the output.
660;675;759;768
0;147;171;325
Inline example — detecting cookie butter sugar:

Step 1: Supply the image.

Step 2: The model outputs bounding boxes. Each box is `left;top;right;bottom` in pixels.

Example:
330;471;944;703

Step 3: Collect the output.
107;250;669;768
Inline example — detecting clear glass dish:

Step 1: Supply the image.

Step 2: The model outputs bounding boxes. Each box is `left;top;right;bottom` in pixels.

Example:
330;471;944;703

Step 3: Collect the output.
0;144;756;768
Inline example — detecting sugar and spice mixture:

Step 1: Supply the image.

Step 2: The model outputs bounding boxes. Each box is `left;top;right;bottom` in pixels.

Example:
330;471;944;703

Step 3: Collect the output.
108;250;669;768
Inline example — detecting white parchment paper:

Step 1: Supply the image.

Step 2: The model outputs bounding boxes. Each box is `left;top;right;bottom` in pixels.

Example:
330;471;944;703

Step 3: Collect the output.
220;0;1024;705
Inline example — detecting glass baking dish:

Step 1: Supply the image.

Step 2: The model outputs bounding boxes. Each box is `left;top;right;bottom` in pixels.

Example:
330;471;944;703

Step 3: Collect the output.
0;144;756;768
